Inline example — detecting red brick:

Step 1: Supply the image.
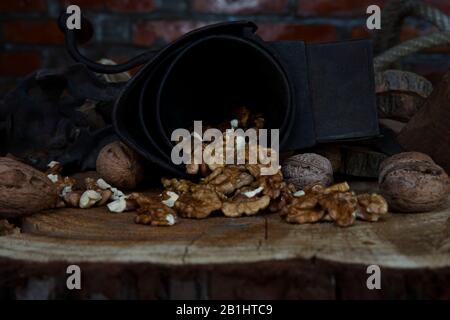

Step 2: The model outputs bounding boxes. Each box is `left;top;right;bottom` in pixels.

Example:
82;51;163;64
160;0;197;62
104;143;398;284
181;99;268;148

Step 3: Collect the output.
60;0;105;10
257;24;338;42
0;0;47;12
298;0;385;16
3;21;64;44
352;25;430;41
0;52;41;76
193;0;289;14
351;26;372;39
352;24;450;53
133;21;208;46
60;0;155;12
110;0;155;11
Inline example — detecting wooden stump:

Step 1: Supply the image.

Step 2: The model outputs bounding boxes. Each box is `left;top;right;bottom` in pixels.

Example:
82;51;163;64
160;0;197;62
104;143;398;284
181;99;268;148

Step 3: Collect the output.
0;182;449;299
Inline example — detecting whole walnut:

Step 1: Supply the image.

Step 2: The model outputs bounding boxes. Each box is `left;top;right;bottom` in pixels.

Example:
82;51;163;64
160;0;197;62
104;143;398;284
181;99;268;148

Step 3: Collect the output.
0;157;59;218
96;141;144;190
379;152;434;178
379;152;450;212
282;153;333;190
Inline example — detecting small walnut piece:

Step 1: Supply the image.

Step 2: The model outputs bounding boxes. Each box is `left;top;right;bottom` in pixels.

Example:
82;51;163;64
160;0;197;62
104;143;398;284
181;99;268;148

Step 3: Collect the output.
0;219;20;236
282;153;333;189
202;166;254;195
79;190;102;209
58;177;76;197
185;142;210;177
175;185;222;218
267;184;294;212
97;189;113;206
285;208;325;224
357;193;388;222
96;141;144;190
162;178;193;194
319;192;358;227
46;161;64;184
279;192;324;224
47;174;59;183
323;182;350;194
293;190;305;197
253;169;285;199
87;177;118;205
161;191;179;208
46;161;63;175
222;194;270;217
242;186;264;198
96;178;112;190
63;191;83;207
279;181;388;227
131;193;177;226
107;197;138;213
47;172;77;200
136;210;176;226
0;157;59;218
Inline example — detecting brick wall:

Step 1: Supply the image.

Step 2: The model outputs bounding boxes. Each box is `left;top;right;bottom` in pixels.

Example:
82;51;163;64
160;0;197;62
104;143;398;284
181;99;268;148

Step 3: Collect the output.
1;0;449;97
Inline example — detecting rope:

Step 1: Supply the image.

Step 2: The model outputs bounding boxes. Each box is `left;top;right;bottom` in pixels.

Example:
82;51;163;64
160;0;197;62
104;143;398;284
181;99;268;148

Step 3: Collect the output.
373;0;450;71
374;32;450;71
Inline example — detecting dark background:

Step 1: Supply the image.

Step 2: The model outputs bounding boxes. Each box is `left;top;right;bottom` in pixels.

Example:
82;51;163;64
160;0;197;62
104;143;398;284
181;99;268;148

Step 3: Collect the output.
0;0;449;98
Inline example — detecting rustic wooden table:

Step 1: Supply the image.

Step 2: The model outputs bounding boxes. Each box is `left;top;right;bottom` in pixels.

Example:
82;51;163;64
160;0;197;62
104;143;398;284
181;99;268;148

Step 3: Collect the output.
0;182;449;299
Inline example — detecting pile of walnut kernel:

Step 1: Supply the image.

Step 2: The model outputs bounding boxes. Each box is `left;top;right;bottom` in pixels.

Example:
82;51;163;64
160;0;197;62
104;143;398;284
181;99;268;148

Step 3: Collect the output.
280;182;388;227
42;106;388;228
127;106;389;228
137;164;388;228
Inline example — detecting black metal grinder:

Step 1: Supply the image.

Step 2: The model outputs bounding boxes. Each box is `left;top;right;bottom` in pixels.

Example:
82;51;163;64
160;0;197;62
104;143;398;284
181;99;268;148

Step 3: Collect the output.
60;16;379;176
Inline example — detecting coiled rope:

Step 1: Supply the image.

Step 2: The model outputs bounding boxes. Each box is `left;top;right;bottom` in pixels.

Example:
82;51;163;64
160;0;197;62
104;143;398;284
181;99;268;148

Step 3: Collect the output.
373;0;450;72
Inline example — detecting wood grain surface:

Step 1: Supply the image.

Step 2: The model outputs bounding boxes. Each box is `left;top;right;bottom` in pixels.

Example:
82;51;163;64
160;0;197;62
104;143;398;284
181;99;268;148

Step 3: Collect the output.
1;181;449;299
